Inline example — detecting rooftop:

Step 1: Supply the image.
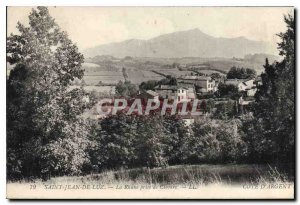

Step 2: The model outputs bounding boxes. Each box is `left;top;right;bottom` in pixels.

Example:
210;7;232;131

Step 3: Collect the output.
155;84;189;90
178;75;212;81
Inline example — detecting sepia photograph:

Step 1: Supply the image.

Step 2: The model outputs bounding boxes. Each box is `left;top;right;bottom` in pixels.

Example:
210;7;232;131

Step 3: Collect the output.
5;6;295;199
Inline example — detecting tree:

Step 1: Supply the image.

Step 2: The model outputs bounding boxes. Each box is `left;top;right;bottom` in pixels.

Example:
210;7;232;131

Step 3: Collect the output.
188;118;246;163
211;72;222;80
227;67;256;79
249;14;294;164
213;100;237;120
217;83;239;99
115;80;138;97
7;7;90;179
139;80;158;91
91;115;139;170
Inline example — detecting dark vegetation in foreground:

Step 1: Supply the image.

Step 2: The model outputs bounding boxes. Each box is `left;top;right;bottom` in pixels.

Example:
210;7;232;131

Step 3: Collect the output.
6;7;295;181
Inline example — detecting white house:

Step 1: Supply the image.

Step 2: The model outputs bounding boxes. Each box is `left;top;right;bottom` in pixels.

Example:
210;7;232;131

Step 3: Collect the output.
154;85;192;102
177;76;216;94
226;79;256;91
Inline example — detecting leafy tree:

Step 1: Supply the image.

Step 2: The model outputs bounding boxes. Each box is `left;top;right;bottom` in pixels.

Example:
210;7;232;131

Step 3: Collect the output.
7;7;90;179
135;116;169;168
161;116;189;165
227;67;256;79
161;76;177;85
139;76;178;92
248;14;294;164
213;100;237;120
139;80;159;91
211;72;222;79
91;115;139;170
217;83;239;99
245;68;257;79
115;80;138;97
188;118;246;163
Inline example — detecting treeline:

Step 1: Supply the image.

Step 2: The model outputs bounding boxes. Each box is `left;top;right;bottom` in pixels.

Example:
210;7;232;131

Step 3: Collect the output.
86;115;247;172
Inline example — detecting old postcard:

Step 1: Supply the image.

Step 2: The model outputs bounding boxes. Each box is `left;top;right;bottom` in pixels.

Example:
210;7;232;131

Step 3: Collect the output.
6;6;295;199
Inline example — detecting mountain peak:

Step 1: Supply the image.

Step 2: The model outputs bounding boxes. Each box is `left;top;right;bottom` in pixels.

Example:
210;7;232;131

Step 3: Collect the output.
83;29;275;58
174;28;206;35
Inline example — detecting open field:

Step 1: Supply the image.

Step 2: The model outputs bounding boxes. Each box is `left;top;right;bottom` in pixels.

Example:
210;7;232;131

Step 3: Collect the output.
154;69;194;78
82;63;124;85
126;69;165;84
81;54;278;86
70;85;115;94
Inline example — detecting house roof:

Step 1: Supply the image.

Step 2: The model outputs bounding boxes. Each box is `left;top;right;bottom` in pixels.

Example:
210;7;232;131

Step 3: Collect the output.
178;82;195;89
178;75;212;81
155;84;188;91
225;79;244;86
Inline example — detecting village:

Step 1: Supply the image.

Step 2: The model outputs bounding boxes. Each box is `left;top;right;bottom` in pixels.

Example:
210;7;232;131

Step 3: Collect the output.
88;66;263;125
139;75;262;104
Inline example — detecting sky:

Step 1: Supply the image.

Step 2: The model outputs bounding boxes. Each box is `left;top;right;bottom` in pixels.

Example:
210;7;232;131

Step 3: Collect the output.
7;7;293;51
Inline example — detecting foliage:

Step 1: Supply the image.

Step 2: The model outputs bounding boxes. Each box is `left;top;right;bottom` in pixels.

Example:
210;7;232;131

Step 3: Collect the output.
7;7;90;179
139;76;177;91
213;100;237;120
245;14;294;164
210;72;222;79
115;80;138;97
217;83;240;99
87;115;189;171
227;67;256;79
139;80;159;91
86;115;247;172
183;118;246;163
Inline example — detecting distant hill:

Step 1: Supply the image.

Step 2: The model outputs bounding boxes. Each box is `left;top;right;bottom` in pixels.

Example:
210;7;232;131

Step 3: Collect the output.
83;28;276;58
244;53;281;64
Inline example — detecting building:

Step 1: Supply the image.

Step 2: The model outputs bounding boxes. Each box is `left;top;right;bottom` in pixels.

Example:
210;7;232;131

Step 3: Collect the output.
246;88;257;97
254;76;262;87
225;79;245;91
177;82;196;100
225;79;257;94
154;84;194;102
224;78;261;107
177;76;216;94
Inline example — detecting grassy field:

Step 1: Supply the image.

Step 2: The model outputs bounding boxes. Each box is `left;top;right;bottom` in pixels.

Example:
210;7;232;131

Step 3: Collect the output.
82;62;124;85
126;69;165;84
7;164;294;199
12;164;293;185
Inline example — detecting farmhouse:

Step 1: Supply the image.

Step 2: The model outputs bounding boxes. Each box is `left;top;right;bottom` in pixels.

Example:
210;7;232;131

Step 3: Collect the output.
225;79;257;94
154;84;194;102
178;82;196;100
225;79;245;90
177;76;216;94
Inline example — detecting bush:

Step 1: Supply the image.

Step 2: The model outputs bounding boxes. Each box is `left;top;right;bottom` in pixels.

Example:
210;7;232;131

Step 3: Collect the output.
187;118;247;163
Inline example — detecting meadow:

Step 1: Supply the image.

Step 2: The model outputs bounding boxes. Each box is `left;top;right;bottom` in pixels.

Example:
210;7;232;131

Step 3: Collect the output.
10;164;293;186
7;164;294;199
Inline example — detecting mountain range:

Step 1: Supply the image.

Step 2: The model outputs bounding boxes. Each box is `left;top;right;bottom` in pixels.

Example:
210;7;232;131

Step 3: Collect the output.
83;28;276;59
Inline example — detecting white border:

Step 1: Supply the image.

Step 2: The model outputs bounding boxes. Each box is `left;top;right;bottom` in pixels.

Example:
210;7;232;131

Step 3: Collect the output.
0;0;298;204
